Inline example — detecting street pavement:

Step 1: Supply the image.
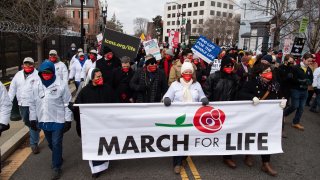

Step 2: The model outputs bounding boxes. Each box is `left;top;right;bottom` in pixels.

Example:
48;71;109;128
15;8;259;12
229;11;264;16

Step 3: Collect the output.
6;105;320;180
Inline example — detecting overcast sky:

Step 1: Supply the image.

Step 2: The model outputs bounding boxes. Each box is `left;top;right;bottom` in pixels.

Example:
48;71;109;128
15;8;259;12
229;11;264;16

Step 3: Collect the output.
105;0;169;35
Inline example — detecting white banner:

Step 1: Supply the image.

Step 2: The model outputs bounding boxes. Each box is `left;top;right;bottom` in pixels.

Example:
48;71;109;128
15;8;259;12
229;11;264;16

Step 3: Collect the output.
77;101;283;161
143;39;161;60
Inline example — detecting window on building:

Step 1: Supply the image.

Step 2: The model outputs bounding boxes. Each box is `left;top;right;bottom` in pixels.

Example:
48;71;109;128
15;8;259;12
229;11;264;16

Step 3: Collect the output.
193;19;197;24
217;11;221;16
217;2;221;7
210;10;215;15
84;24;89;33
229;13;233;18
194;2;198;7
167;21;170;26
178;5;181;9
200;1;205;6
193;11;198;16
172;13;176;18
177;20;180;25
223;3;228;8
66;10;74;18
188;11;192;16
192;28;197;33
183;4;186;8
173;5;176;10
172;21;175;25
223;12;227;17
199;19;204;24
211;1;215;6
67;0;72;5
167;14;171;18
229;4;233;9
198;28;203;34
78;10;81;18
199;10;204;15
167;29;170;33
188;3;192;8
168;6;171;11
83;11;89;19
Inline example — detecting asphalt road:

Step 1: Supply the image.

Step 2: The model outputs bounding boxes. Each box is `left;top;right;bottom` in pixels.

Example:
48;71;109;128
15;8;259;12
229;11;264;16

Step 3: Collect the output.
8;106;320;180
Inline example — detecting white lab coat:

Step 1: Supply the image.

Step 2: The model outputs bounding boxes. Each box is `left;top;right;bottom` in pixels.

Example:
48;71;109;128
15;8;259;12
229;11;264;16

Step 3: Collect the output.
312;67;320;89
54;61;68;84
163;80;206;102
69;60;85;82
0;82;12;125
81;60;96;80
8;70;39;106
69;55;77;70
29;78;72;123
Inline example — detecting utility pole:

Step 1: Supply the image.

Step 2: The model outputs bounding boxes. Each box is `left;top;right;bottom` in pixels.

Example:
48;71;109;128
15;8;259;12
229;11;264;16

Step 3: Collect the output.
80;0;84;50
102;0;108;29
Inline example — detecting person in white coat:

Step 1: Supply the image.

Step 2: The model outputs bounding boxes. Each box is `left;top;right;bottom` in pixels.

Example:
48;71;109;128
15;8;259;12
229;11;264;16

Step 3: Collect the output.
81;49;98;81
48;49;69;85
69;52;87;90
69;48;84;70
162;62;209;174
8;57;41;154
310;66;320;112
0;81;12;174
29;61;72;180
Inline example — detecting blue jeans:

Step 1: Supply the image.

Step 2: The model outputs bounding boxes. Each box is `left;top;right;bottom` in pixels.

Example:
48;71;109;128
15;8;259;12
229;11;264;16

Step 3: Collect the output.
75;81;81;90
284;89;308;124
19;106;40;147
311;89;320;110
43;129;64;170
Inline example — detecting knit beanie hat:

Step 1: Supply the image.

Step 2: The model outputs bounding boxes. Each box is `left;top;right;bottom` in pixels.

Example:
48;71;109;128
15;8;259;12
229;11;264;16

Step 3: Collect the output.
181;62;194;74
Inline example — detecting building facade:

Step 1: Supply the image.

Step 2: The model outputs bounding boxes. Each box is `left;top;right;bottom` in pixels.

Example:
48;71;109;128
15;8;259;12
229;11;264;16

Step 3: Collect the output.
62;0;101;43
163;0;237;44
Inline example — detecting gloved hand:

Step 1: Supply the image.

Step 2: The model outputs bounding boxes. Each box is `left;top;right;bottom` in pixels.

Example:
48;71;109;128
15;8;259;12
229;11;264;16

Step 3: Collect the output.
252;97;260;105
287;73;293;79
63;121;72;133
30;121;38;131
0;123;10;136
164;97;171;106
280;99;287;109
201;97;209;106
80;78;84;82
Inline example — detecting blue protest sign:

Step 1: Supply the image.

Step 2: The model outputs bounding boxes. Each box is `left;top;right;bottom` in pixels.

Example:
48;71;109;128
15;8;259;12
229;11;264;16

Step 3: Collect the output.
191;36;221;64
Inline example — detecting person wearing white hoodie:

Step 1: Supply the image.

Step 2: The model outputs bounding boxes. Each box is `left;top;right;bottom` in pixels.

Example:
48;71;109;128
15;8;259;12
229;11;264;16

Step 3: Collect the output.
8;57;41;154
47;50;69;85
310;66;320;113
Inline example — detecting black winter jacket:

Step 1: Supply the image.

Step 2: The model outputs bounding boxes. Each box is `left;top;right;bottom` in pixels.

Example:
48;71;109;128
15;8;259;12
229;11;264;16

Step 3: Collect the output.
112;68;134;103
290;64;313;90
95;57;121;85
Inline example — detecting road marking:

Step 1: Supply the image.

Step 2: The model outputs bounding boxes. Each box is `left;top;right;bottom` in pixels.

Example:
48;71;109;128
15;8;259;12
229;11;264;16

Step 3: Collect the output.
187;157;202;180
0;131;45;180
180;166;189;180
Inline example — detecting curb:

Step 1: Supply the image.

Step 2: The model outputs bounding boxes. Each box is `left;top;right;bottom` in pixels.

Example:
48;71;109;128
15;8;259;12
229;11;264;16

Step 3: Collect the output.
0;85;76;162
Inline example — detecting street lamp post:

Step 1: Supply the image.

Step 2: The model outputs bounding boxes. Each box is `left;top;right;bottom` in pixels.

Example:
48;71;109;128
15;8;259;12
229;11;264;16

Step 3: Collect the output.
80;0;84;50
168;2;185;44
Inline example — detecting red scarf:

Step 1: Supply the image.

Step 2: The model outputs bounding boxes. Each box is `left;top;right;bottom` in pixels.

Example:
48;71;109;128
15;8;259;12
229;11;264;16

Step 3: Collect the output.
164;58;172;77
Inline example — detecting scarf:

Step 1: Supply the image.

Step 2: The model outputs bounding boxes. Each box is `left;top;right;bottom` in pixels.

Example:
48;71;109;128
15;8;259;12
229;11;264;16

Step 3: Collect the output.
180;78;193;102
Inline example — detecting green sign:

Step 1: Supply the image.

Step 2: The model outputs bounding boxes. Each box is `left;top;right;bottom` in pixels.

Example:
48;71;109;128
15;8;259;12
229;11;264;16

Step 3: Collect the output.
299;17;309;33
182;18;186;25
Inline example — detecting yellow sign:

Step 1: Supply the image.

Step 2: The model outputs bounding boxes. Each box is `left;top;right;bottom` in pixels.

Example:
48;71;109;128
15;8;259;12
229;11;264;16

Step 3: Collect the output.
140;33;146;41
299;17;309;33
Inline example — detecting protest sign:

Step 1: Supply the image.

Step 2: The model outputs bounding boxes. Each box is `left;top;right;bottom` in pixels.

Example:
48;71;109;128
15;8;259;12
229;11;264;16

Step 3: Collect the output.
189;36;200;47
290;37;305;57
101;28;140;60
77;101;283;160
191;36;222;64
210;59;221;74
143;39;161;60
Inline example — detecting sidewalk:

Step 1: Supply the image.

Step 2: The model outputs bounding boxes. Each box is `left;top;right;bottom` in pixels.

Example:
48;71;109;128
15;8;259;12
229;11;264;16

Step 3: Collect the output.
0;84;76;161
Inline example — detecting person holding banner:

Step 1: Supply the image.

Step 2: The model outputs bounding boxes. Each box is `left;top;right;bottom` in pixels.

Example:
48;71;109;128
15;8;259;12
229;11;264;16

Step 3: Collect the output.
163;61;209;174
238;63;286;176
29;61;73;180
130;55;168;103
204;56;240;169
112;56;135;103
95;47;121;85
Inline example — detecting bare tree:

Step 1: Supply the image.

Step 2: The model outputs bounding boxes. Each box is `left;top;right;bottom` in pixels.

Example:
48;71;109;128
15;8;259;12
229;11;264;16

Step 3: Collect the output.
202;15;240;46
0;0;68;63
302;0;320;53
133;17;149;37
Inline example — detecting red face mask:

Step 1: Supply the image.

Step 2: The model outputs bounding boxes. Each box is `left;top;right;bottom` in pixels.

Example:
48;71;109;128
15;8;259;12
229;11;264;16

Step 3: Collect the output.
261;72;273;81
105;53;113;60
182;73;192;81
89;54;96;61
223;67;233;74
122;67;130;73
42;73;54;80
193;60;199;65
147;65;157;72
24;66;34;73
79;56;85;61
49;56;57;62
93;77;103;86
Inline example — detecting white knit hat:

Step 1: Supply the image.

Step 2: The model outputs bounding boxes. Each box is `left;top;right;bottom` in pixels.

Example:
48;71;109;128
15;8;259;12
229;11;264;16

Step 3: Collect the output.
181;62;194;74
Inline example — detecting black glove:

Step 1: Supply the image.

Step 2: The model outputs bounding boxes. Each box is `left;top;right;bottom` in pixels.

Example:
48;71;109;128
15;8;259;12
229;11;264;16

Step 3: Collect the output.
0;123;10;136
164;97;171;106
201;97;209;106
68;102;75;113
81;78;84;82
63;121;71;133
287;73;293;79
30;121;38;131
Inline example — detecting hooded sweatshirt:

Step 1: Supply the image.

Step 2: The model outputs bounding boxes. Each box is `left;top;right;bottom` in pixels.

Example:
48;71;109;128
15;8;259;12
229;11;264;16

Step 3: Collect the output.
39;61;56;87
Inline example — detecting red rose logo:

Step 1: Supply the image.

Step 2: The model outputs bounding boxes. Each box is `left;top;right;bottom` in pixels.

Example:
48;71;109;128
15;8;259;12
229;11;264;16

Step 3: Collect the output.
193;106;226;133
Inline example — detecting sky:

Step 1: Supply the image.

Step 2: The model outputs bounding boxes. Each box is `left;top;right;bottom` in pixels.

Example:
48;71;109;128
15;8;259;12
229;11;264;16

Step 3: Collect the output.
105;0;169;35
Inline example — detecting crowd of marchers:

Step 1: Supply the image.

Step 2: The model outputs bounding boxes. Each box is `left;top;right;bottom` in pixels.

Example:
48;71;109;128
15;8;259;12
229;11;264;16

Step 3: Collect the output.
0;43;319;179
